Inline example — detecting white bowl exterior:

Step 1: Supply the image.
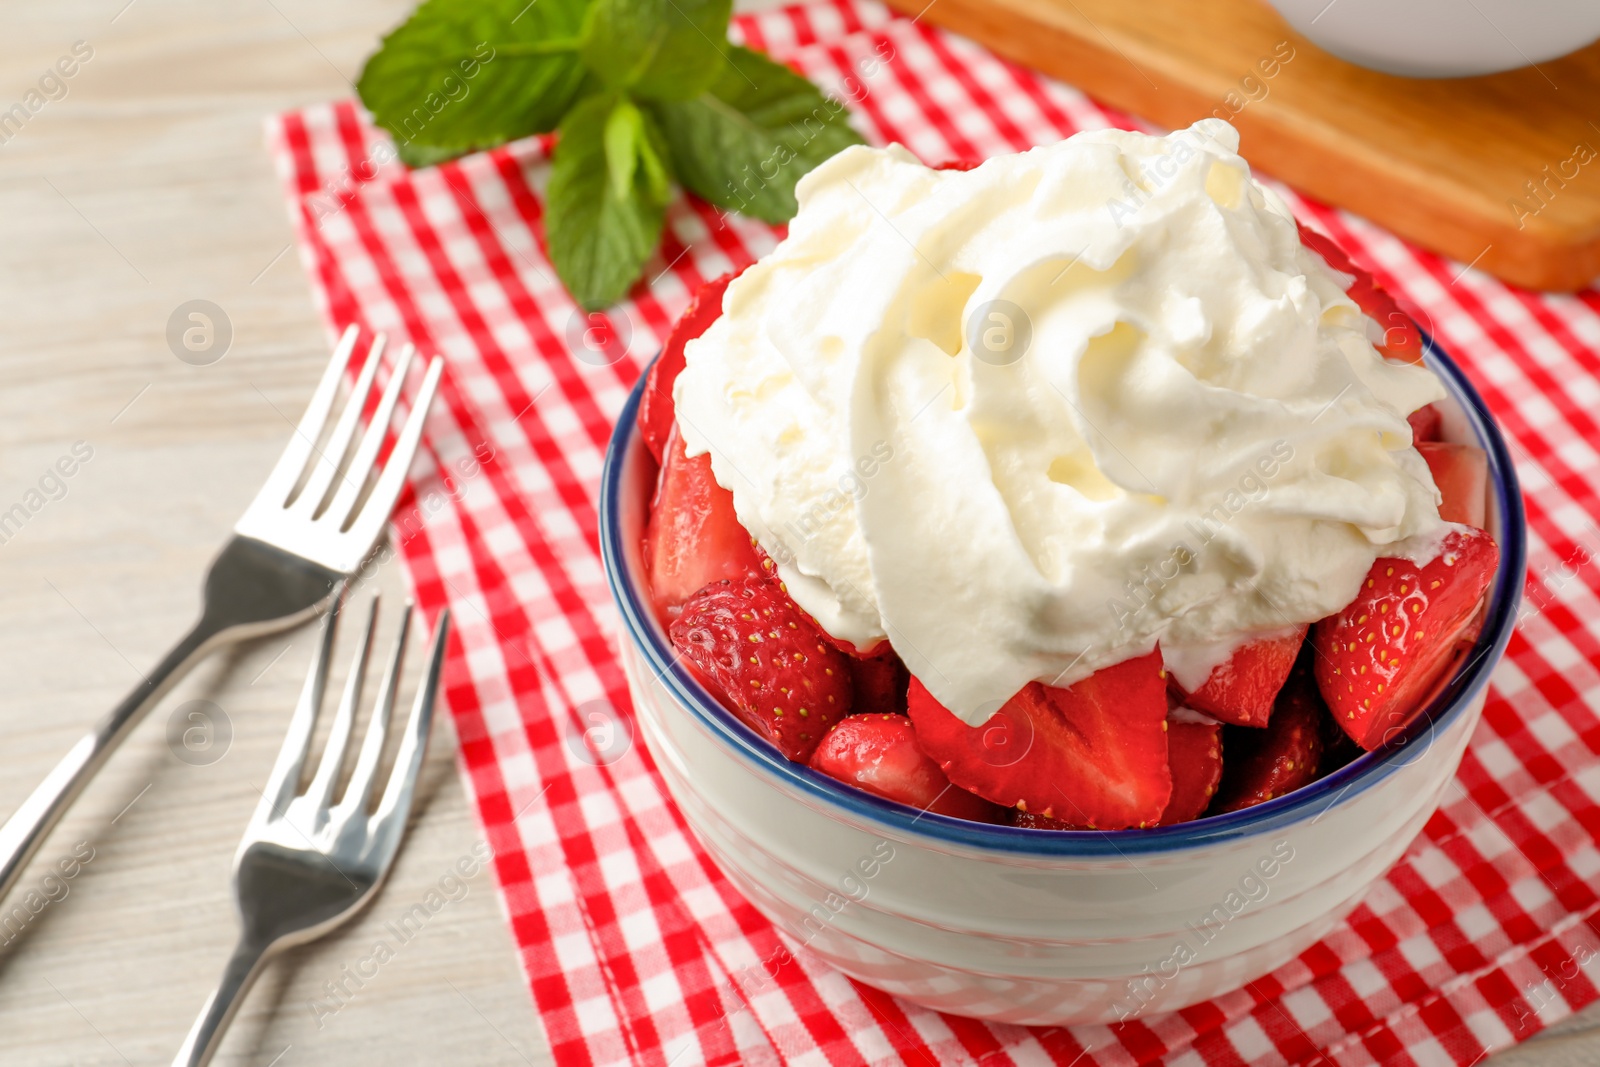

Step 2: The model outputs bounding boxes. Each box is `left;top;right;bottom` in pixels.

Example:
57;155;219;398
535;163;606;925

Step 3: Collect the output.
1268;0;1600;78
625;637;1484;1025
607;357;1521;1026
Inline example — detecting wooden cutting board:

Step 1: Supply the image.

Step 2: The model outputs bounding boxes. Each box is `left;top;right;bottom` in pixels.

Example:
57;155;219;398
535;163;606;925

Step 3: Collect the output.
884;0;1600;292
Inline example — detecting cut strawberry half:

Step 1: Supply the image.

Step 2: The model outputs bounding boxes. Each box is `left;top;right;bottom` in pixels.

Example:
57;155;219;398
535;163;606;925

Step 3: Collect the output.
1417;441;1488;529
907;652;1172;829
1408;403;1443;443
1169;627;1306;728
1011;715;1220;830
1161;719;1224;824
669;577;853;762
637;270;740;464
1298;224;1425;365
1312;527;1499;750
643;423;762;616
810;714;1003;821
1211;671;1326;813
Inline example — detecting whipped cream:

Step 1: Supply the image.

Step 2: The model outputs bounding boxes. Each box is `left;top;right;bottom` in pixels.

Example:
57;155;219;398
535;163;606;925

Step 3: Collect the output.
674;120;1448;724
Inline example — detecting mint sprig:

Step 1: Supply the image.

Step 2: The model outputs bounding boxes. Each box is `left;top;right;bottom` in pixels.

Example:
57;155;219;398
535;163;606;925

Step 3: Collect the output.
649;45;864;223
580;0;734;102
548;94;673;309
357;0;865;310
356;0;589;156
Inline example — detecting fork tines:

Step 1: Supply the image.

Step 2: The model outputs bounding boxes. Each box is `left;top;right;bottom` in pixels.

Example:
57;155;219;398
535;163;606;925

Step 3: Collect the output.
254;587;450;850
235;325;444;574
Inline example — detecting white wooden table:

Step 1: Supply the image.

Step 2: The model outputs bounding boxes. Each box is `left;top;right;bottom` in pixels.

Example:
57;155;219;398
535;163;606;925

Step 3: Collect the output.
0;1;1592;1063
0;1;547;1062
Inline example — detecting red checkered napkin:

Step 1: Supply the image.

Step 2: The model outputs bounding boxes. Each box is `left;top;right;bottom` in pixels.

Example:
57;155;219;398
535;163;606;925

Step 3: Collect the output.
265;2;1600;1062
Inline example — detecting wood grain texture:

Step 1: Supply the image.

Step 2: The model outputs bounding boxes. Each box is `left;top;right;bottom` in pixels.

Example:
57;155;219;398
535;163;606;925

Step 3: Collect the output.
884;0;1600;291
0;1;547;1063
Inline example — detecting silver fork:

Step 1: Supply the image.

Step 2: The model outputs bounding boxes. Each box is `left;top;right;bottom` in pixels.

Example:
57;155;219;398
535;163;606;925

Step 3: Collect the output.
0;325;444;910
172;590;451;1066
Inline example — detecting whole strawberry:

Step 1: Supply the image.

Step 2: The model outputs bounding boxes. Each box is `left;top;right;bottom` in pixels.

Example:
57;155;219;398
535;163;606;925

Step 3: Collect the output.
669;577;853;762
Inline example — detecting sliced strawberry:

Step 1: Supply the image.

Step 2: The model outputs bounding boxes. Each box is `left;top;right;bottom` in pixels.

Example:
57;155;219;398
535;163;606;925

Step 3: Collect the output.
907;652;1172;829
849;651;910;715
1417;441;1488;529
810;714;1003;821
669;577;852;762
1169;627;1306;728
1408;403;1444;443
1010;716;1222;830
637;270;740;463
643;423;762;616
1161;720;1224;825
1298;224;1425;365
1013;810;1079;830
1318;700;1365;775
1312;528;1499;749
1211;672;1326;813
1011;713;1222;831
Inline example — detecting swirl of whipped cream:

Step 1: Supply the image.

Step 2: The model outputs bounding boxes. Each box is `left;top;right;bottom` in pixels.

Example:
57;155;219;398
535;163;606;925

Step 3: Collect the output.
674;120;1448;724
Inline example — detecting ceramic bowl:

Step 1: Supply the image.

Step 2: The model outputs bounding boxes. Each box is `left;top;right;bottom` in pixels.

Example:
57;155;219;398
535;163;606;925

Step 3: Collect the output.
1268;0;1600;78
599;336;1526;1025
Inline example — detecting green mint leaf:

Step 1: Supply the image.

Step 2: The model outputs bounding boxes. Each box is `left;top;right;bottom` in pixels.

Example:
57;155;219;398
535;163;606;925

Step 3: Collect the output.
357;0;591;153
636;121;671;203
649;45;865;223
578;0;734;101
604;97;644;199
547;94;674;310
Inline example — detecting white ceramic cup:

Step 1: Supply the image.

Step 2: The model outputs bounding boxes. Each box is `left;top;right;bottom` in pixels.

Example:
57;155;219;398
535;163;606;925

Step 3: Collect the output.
600;335;1527;1025
1268;0;1600;78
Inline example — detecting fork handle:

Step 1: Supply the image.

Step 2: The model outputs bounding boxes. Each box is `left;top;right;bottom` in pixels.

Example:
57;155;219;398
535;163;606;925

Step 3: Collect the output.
172;934;274;1067
0;615;228;908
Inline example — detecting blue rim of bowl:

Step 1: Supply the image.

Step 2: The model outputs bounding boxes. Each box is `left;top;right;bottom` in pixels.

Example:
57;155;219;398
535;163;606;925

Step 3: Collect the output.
599;330;1527;855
